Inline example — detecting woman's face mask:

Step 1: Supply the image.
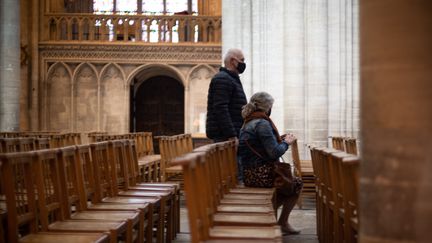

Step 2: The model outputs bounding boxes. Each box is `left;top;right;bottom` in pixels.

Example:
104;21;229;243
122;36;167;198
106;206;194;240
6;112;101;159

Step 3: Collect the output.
266;108;272;117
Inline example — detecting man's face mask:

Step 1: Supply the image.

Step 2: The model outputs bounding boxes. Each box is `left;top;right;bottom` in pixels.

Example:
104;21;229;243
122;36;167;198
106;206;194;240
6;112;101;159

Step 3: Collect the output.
236;62;246;74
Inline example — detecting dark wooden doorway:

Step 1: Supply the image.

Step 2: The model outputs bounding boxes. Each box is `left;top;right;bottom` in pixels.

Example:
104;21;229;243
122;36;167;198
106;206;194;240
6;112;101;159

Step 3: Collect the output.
131;75;184;137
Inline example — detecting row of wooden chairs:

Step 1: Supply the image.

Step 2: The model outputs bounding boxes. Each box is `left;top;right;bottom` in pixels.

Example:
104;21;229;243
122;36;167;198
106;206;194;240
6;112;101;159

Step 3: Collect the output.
87;132;162;183
310;147;359;243
173;140;283;243
0;139;180;243
331;137;358;155
0;133;81;148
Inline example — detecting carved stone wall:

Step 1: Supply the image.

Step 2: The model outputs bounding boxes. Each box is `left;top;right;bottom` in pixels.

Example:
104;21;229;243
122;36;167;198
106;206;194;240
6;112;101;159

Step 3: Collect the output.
39;43;221;133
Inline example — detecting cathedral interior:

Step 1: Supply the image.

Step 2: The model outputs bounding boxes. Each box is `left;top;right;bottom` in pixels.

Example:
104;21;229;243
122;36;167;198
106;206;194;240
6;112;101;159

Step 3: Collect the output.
0;0;431;242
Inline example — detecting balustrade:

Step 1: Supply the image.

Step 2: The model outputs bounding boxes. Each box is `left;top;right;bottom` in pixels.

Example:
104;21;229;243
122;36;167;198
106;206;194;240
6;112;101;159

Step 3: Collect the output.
45;13;221;43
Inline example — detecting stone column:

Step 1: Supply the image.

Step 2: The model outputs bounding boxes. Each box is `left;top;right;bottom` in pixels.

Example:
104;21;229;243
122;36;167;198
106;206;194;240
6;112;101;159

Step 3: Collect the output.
360;1;432;242
0;0;20;131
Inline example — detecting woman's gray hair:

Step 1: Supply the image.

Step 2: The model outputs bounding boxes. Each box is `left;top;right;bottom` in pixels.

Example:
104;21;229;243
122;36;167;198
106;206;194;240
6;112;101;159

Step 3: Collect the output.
242;92;274;118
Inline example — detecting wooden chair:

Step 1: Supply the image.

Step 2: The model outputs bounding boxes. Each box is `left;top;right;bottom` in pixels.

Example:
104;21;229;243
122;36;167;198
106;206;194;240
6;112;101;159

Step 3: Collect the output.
0;138;20;153
33;149;129;243
108;140;176;243
309;146;324;243
158;134;194;184
90;141;166;243
76;144;154;243
344;138;358;155
18;138;35;152
331;137;345;151
290;140;315;209
340;156;360;243
0;152;110;243
328;152;356;243
136;133;162;182
35;137;50;149
173;152;282;243
57;146;144;243
316;147;339;243
125;139;182;236
189;144;277;226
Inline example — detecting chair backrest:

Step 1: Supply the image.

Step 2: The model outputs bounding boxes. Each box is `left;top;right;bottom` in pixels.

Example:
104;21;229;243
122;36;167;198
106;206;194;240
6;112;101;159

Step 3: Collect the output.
18;137;35;151
35;137;51;149
341;156;360;216
0;138;20;153
108;140;130;191
124;139;139;185
172;152;210;243
33;149;66;230
0;151;38;242
291;139;302;177
76;144;97;203
58;145;88;213
332;137;345;151
344;138;358;155
90;141;115;201
328;152;355;211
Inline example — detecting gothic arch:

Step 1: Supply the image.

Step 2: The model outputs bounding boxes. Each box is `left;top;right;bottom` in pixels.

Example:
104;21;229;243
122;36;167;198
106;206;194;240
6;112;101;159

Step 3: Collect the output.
100;63;126;83
99;63;128;132
127;63;185;89
185;64;216;88
45;62;73;131
185;64;216;134
73;62;98;132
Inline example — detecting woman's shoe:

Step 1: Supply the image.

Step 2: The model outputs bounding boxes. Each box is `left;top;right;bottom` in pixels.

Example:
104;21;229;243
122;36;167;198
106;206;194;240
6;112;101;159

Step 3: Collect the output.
280;224;301;235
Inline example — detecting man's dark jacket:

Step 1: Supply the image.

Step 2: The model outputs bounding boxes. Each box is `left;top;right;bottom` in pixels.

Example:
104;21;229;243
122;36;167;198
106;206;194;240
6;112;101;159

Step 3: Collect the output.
206;67;247;140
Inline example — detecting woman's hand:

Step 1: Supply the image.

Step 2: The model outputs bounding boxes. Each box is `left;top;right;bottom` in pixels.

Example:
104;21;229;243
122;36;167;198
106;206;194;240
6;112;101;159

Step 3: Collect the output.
283;133;297;145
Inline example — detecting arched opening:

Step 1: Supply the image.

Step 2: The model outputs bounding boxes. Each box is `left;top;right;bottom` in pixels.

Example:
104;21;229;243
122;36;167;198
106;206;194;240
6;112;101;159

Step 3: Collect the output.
130;75;184;136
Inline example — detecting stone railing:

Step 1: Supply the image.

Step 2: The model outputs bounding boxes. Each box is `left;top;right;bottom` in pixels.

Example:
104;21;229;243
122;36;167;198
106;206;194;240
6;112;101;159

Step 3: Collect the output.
44;13;221;43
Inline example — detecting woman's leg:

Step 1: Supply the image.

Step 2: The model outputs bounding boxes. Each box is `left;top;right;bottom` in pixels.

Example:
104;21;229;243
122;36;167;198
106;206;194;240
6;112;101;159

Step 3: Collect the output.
278;193;301;234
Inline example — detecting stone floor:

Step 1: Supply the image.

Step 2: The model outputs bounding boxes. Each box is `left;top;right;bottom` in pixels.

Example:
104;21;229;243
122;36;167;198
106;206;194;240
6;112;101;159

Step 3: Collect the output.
172;196;318;243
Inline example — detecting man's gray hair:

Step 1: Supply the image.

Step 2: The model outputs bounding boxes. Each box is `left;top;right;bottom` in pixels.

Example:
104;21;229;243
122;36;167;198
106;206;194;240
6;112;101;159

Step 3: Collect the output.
224;48;242;66
242;92;274;118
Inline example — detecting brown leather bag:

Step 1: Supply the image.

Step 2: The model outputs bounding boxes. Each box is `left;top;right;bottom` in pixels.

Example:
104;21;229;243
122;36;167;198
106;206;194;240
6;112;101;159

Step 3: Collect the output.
245;140;303;195
274;162;302;196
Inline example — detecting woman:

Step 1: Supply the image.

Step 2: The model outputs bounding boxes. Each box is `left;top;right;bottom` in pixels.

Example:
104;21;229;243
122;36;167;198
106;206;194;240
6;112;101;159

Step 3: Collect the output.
238;91;301;235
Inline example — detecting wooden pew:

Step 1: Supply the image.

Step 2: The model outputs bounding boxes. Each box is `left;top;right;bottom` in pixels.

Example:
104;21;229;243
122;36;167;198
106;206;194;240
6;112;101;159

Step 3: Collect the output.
0;152;110;243
172;151;282;243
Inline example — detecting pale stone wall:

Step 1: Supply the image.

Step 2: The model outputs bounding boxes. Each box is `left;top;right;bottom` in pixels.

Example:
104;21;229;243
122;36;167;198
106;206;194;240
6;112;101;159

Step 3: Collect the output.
222;0;360;159
39;44;221;133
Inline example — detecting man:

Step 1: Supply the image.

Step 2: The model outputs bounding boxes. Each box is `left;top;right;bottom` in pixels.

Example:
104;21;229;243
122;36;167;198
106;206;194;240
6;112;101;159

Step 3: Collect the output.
206;48;247;142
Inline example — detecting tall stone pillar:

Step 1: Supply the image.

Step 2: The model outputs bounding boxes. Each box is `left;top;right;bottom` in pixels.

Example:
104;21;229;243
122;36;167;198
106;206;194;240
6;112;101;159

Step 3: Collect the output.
360;1;432;242
0;0;20;131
